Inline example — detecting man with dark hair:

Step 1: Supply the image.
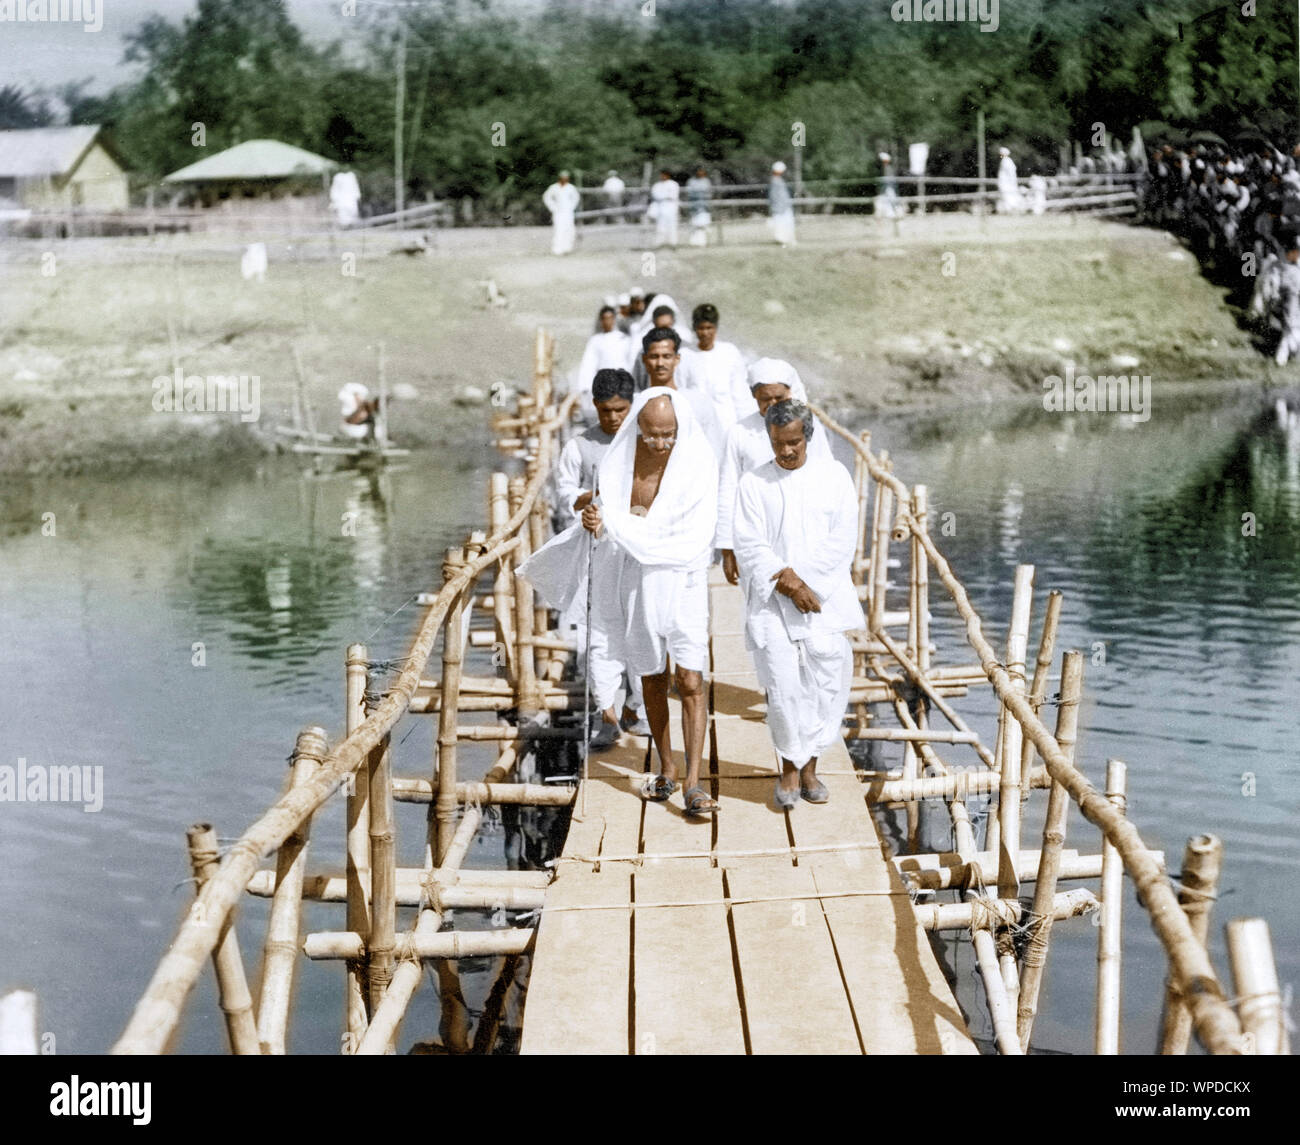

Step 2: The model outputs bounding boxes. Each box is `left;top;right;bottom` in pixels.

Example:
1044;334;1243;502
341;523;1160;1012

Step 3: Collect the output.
636;326;721;450
677;302;753;453
732;399;863;809
576;305;632;420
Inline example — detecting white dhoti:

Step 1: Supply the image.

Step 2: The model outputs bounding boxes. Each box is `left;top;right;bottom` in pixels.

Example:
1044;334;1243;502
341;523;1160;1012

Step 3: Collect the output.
551;213;576;255
769;209;796;246
655;210;678;247
752;625;852;763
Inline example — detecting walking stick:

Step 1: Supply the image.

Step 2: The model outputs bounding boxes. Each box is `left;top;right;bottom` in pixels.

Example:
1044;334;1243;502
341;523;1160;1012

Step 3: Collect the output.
580;525;594;820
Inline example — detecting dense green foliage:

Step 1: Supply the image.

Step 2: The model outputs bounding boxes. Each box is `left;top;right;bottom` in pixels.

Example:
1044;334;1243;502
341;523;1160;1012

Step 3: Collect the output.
10;0;1299;210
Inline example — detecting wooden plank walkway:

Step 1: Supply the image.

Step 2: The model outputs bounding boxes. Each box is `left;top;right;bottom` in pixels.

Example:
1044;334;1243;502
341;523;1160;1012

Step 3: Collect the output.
519;571;978;1055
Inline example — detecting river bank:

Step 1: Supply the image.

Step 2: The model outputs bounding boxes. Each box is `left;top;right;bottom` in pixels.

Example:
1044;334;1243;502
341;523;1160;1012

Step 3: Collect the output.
0;215;1282;476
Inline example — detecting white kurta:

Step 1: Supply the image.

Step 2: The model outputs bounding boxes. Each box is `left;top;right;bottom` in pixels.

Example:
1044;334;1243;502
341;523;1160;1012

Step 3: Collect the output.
715;408;831;549
997;157;1024;214
732;454;864;763
677;341;754;447
650;179;680;247
597;387;718;677
542;181;581;254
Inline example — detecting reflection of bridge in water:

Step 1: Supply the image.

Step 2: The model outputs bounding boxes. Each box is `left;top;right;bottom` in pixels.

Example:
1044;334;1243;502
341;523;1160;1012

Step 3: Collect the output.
94;332;1286;1058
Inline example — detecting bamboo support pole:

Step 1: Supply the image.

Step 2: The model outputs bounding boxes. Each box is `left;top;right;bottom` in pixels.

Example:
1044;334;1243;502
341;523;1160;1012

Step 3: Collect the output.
257;726;327;1055
850;727;981;744
916;888;1096;932
1018;649;1084;1050
996;563;1035;906
1158;834;1224;1055
449;724;584;742
1226;919;1289;1055
343;643;370;1045
248;871;547;910
481;744;519;787
509;476;540;714
113;395;572;1056
351;807;481;1055
489;472;517;681
895;847;1164;892
851;431;871;584
413;692;577;714
873;630;997;769
186;824;260;1055
1018;589;1063;786
869;767;1050;803
365;728;397;1017
949;797;1023;1054
433;545;469;867
1095;758;1127;1055
869;480;893;634
393;778;575;806
308;928;536;962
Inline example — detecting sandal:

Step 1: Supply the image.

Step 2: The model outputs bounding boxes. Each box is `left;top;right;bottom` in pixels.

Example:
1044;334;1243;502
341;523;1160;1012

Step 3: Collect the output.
683;784;720;818
641;774;678;803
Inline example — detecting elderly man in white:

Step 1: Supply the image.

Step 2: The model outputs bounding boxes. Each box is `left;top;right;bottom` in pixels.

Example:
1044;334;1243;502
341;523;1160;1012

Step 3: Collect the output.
732;398;863;809
542;170;581;255
716;357;831;585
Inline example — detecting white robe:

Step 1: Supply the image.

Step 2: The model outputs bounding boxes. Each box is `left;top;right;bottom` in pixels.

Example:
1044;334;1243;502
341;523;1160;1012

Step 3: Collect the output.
731;454;863;763
715;406;831;549
997;157;1024;214
542;181;581;255
574;329;632;422
677;341;754;448
596;386;717;676
650;179;680;246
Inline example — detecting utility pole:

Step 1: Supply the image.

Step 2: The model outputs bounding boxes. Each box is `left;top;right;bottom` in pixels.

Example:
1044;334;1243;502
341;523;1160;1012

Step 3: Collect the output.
394;20;407;220
976;107;986;218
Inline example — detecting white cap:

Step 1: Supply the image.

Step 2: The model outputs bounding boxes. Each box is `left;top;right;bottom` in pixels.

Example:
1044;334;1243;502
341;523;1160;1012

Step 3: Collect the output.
999;147;1010;156
629;286;646;298
879;152;891;163
603;294;618;308
617;293;631;306
771;161;787;174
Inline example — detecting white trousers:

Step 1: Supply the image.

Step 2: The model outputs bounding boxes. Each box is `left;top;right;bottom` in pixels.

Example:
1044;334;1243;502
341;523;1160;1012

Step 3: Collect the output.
753;629;852;764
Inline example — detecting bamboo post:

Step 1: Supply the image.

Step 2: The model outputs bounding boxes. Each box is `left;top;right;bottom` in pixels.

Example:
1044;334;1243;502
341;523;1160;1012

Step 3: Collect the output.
257;725;327;1055
366;725;397;1019
1095;758;1127;1055
913;485;930;676
870;479;893;635
1017;590;1063;793
376;341;390;446
343;643;370;1050
996;563;1035;901
852;430;872;586
525;457;550;677
1158;834;1224;1054
489;472;516;681
433;545;469;867
509;476;539;715
904;484;930;850
1018;648;1083;1050
187;824;260;1055
1226;918;1289;1055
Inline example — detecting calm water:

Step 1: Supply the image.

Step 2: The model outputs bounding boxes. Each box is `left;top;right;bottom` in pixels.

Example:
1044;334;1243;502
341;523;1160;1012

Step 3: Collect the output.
1;387;1296;1053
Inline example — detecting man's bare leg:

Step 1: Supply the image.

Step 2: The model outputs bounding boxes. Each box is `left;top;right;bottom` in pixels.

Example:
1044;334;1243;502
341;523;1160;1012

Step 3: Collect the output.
641;669;675;781
779;755;818;794
675;666;707;792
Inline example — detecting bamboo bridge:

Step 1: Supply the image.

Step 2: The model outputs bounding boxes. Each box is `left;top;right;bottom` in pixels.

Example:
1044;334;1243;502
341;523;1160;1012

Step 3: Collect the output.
99;330;1286;1057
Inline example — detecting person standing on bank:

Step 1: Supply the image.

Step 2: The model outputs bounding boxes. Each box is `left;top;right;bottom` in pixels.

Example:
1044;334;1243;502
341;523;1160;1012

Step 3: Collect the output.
768;160;796;247
731;399;863;809
543;170;581;255
650;168;680;248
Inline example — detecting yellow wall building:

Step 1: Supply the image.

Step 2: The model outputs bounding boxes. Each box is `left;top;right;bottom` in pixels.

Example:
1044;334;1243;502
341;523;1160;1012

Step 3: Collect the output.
0;126;129;212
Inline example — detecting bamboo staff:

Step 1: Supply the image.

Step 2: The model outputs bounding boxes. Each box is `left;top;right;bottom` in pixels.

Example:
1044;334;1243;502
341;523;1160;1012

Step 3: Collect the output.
366;725;397;1018
113;394;573;1056
343;643;370;1048
1095;758;1127;1055
1226;919;1288;1055
257;726;326;1055
433;545;468;867
1018;649;1083;1050
186;824;260;1055
996;563;1035;903
1158;834;1223;1054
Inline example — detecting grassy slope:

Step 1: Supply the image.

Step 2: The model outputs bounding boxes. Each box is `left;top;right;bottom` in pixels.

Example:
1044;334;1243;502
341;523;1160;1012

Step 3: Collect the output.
0;216;1272;475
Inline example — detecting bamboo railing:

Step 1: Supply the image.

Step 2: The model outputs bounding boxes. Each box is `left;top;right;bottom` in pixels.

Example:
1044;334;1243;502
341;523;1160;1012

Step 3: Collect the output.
108;330;1284;1057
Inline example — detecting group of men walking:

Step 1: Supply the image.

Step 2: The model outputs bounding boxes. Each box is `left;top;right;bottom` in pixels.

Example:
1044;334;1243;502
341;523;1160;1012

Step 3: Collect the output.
522;296;860;816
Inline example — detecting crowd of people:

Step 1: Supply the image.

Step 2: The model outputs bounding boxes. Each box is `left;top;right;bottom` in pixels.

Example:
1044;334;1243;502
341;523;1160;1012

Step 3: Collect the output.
1142;139;1300;363
519;293;855;816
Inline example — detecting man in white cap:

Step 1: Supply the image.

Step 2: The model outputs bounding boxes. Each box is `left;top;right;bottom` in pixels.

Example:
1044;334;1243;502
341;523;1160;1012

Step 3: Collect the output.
649;168;680;247
574;305;633;422
542;170;581;255
601;168;625;224
768;160;795;246
732;398;863;809
715;357;832;584
877;152;901;220
997;147;1024;214
580;388;720;817
677;302;754;447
